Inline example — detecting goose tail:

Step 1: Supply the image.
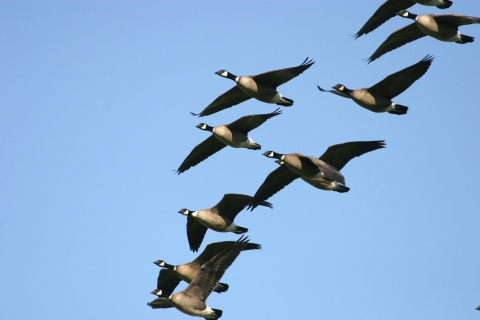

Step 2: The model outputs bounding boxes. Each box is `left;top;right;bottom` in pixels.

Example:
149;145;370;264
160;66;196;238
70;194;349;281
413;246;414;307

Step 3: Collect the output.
437;1;452;9
388;104;408;115
456;34;474;44
276;97;293;106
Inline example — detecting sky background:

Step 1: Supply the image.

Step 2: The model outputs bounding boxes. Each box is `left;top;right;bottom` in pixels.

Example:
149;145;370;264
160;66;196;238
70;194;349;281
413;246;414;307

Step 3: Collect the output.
1;1;479;319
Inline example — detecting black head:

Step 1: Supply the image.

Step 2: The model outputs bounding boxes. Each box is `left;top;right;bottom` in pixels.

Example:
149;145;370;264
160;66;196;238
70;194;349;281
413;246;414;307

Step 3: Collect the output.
215;70;228;77
178;208;191;216
153;260;165;267
196;123;213;132
333;84;346;91
397;10;410;18
263;151;282;159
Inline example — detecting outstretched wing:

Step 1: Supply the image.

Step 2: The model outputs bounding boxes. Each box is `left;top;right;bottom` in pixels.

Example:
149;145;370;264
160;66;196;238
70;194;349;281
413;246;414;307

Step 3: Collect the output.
183;236;250;303
192;241;262;267
248;165;300;211
369;55;434;98
192;86;251;117
156;269;181;296
354;0;415;39
319;141;386;171
227;108;282;134
252;57;315;88
433;14;480;27
367;23;426;63
215;193;272;221
187;216;209;252
176;135;226;174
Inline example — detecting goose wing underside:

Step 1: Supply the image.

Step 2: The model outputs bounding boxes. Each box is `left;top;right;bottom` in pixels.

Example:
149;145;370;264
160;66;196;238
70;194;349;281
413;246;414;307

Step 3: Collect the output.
368;55;434;98
156;269;182;296
354;0;415;39
227;108;282;134
367;23;426;63
214;194;253;221
176;135;227;174
252;57;315;88
183;236;250;302
187;216;209;252
192;86;251;117
193;241;262;267
319;141;386;171
248;165;300;211
433;14;480;26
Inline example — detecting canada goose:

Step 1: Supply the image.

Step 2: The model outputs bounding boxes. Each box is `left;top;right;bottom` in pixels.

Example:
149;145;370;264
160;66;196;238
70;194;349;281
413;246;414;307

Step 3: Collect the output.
191;58;314;117
317;55;434;115
367;11;480;63
176;109;282;174
354;0;453;39
152;235;251;319
179;193;272;252
148;240;261;302
248;141;385;210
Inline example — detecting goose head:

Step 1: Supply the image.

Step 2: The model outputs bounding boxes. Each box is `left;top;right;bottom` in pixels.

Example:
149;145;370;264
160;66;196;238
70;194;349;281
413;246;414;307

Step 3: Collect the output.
263;151;284;160
196;123;214;132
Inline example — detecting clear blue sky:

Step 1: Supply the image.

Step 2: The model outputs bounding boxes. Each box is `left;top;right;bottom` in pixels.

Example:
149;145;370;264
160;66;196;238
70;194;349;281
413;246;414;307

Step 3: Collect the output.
1;1;479;319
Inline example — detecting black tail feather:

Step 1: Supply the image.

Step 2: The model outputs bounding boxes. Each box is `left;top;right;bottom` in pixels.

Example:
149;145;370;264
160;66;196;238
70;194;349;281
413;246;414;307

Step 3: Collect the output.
455;34;474;44
437;1;452;9
389;104;408;115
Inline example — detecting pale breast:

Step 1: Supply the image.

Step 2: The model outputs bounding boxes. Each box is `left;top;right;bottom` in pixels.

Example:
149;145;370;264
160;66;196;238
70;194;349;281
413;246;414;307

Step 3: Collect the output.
170;293;205;317
416;15;457;41
237;77;278;103
351;89;392;112
195;211;230;231
212;126;233;144
175;264;197;282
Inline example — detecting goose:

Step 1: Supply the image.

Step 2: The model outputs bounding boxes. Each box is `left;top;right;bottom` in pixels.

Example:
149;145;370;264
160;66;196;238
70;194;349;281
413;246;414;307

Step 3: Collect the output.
179;193;272;252
191;57;314;117
354;0;453;39
367;11;480;63
176;109;282;174
148;240;261;303
152;235;252;319
248;141;385;210
317;55;434;115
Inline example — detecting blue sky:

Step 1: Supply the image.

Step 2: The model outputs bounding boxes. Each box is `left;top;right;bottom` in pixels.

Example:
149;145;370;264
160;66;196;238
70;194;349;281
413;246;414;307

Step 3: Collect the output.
1;1;479;319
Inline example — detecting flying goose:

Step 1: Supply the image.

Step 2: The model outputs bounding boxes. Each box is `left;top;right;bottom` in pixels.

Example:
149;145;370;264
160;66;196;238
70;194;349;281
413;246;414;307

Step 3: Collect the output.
367;11;480;63
354;0;453;39
179;193;272;252
152;235;252;319
149;240;261;302
176;109;282;174
248;141;385;210
191;57;314;117
317;55;434;115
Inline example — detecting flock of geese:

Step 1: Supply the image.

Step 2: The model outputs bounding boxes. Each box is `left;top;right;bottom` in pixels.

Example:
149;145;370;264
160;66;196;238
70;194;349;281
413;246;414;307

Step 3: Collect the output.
148;1;480;319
